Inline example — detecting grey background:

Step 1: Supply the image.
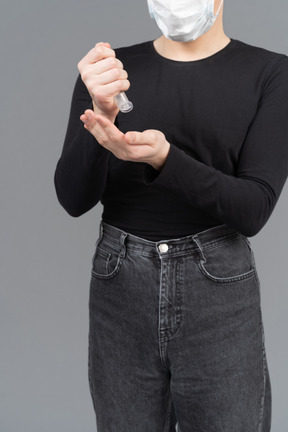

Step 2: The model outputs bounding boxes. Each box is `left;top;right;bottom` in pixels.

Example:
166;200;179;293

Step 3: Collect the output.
1;0;287;431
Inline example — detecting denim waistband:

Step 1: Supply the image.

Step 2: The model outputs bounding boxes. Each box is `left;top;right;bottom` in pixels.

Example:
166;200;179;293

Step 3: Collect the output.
98;222;243;259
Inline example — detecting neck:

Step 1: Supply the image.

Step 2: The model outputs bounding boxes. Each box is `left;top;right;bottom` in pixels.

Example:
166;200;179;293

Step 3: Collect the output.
153;9;230;62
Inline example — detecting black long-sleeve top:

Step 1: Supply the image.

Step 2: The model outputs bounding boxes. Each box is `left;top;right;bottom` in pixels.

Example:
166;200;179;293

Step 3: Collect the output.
54;38;288;240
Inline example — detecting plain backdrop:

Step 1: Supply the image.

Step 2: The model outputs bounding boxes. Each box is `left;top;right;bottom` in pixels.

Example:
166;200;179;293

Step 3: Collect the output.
1;1;287;431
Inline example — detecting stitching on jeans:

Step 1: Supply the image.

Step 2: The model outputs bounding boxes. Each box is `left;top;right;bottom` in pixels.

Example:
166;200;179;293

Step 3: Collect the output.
192;235;206;261
100;234;121;248
257;316;267;432
158;256;168;369
91;255;123;279
193;233;256;283
201;232;241;252
198;261;256;283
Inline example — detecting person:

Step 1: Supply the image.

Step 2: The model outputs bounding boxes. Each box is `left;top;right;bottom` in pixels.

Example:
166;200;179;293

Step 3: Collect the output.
54;0;288;430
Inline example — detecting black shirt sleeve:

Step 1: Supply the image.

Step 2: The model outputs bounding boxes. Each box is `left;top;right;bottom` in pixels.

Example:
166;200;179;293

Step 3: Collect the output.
54;74;111;216
143;55;288;237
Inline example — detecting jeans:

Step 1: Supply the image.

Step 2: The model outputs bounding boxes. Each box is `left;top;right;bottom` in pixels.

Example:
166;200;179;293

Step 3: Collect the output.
88;222;271;432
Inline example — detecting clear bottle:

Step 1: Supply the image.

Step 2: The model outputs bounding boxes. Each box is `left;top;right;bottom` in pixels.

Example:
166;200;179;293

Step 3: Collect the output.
114;92;133;113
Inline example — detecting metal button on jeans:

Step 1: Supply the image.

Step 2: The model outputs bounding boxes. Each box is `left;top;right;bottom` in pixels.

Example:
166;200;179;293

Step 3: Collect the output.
158;243;169;253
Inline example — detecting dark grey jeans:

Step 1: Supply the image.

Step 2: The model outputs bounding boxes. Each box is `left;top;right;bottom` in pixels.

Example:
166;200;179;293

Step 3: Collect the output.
88;222;271;432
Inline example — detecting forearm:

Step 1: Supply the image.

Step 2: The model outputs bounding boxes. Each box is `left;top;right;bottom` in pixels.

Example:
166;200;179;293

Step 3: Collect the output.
143;144;285;237
54;125;110;216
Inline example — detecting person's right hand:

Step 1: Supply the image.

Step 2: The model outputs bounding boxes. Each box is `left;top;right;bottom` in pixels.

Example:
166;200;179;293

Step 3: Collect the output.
77;42;131;123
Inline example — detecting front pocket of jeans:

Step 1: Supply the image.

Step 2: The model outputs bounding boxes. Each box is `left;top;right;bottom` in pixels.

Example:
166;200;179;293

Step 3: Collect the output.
91;244;123;280
197;235;256;283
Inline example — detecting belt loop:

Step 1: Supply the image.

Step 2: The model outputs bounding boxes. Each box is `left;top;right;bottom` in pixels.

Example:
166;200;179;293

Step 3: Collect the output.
119;232;128;258
192;234;206;263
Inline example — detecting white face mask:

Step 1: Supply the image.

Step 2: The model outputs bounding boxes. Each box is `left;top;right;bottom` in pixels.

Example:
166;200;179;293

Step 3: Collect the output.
147;0;224;42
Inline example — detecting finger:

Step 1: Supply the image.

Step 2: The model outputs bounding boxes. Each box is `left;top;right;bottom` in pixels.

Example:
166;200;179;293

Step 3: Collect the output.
125;132;139;144
78;45;116;69
92;56;124;75
80;110;98;129
92;45;116;62
80;112;95;127
94;68;128;86
125;131;153;145
95;115;125;141
82;111;111;144
94;79;131;100
80;113;88;124
95;42;111;48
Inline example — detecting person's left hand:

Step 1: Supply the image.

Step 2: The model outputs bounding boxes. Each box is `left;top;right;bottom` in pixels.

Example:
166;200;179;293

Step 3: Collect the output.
80;109;170;171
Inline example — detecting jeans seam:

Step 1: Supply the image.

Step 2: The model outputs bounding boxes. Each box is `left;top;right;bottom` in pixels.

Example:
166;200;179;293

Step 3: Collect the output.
201;232;241;251
164;392;173;432
87;336;97;414
258;315;267;432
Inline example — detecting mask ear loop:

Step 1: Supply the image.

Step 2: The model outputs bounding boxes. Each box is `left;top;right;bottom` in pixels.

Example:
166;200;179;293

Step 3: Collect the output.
147;0;155;19
215;0;224;17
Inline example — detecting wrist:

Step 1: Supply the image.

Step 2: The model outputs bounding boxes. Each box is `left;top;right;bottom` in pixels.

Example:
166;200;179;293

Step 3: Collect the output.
151;141;170;171
92;101;117;124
